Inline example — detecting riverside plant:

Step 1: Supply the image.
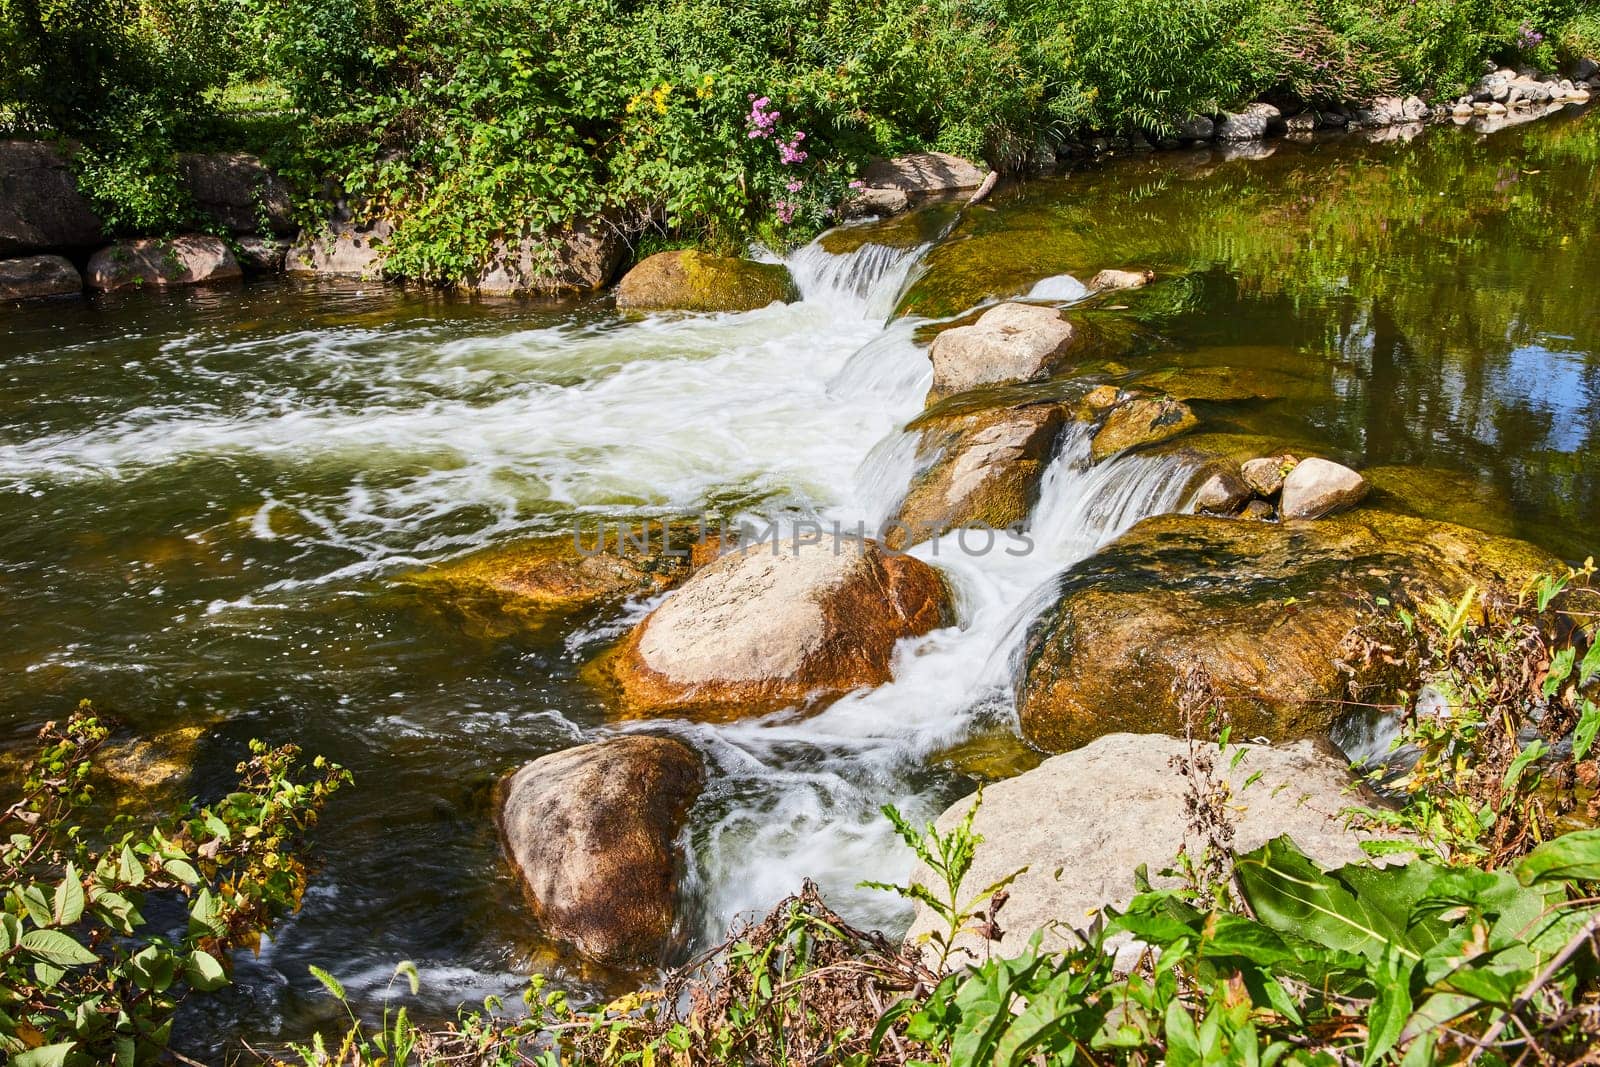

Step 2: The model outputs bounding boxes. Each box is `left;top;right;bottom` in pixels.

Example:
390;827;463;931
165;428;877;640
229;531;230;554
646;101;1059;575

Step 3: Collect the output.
0;704;349;1066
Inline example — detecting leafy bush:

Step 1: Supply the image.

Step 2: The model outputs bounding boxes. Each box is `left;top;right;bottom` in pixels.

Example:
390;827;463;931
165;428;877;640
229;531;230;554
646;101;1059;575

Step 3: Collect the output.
0;705;349;1066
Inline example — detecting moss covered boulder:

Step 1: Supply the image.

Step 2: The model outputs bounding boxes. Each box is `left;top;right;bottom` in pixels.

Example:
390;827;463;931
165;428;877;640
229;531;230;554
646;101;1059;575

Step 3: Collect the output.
498;735;704;965
890;402;1068;547
1089;393;1198;461
410;528;723;637
1017;510;1559;752
586;539;952;718
615;250;799;312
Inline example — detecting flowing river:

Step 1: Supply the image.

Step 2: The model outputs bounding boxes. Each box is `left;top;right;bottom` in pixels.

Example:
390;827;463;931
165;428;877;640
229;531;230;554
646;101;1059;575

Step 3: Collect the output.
2;108;1597;1055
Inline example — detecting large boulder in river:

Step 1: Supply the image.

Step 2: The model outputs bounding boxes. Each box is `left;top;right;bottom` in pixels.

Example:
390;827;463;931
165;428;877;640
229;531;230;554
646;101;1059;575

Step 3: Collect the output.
285;218;392;279
0;140;104;254
178;152;296;235
615;250;798;312
85;236;242;292
860;152;988;196
892;402;1068;546
906;734;1399;961
928;303;1077;400
1089;393;1198;461
498;735;704;965
469;219;626;294
410;526;724;637
0;255;82;301
587;538;952;717
1017;510;1559;752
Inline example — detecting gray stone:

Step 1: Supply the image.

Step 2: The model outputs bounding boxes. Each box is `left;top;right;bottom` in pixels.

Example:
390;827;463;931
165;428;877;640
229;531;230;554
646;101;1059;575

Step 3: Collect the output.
235;236;291;273
1241;455;1295;497
928;302;1077;398
285;218;393;279
1283;112;1317;133
0;141;104;254
1088;268;1153;291
1176;116;1215;141
85;235;242;292
178;152;295;235
1215;103;1282;141
842;187;911;219
498;735;704;964
906;733;1405;963
0;254;82;301
469;219;625;294
860;152;987;195
1279;456;1368;519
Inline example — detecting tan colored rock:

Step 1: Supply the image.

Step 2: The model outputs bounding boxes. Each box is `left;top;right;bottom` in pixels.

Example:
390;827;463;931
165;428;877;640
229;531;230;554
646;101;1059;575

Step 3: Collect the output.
1242;455;1297;496
1017;511;1559;752
178;152;295;235
860;152;988;195
498;735;704;964
0;140;103;254
892;404;1067;547
587;539;951;718
1280;457;1368;519
85;236;242;292
841;187;912;220
906;734;1401;961
0;254;81;301
469;219;626;294
615;250;797;312
285;218;392;278
1090;394;1197;461
1192;466;1251;515
1089;268;1154;291
928;303;1076;400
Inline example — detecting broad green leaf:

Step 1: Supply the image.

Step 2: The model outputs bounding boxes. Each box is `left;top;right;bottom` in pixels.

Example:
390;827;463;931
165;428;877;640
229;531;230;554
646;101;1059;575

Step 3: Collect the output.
1163;998;1201;1067
1515;829;1600;885
186;949;229;992
118;844;144;886
12;1041;76;1067
20;928;98;966
1580;639;1600;688
130;945;176;992
53;863;85;926
163;858;200;885
0;911;18;952
1575;701;1600;761
1502;740;1547;793
1542;647;1576;697
22;884;53;927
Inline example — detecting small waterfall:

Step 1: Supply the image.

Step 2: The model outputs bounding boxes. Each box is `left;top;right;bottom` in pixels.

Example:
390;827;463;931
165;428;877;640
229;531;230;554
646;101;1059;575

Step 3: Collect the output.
1029;426;1201;563
786;240;929;320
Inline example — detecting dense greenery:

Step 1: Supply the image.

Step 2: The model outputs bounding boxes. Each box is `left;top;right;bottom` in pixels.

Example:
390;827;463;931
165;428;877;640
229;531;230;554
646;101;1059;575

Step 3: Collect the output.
1;0;1598;283
0;706;349;1066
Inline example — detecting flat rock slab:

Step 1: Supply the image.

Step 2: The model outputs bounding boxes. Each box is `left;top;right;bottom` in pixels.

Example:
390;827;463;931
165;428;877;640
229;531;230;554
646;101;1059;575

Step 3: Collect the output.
906;733;1400;961
861;152;988;194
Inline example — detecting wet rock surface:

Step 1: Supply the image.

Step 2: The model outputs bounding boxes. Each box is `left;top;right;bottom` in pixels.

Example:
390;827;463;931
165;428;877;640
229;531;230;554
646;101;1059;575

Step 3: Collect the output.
927;302;1077;399
0;254;82;301
615;250;798;312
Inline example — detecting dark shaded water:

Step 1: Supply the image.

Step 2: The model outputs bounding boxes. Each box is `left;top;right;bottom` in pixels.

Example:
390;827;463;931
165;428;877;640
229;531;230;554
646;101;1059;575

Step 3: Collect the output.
1;107;1596;1057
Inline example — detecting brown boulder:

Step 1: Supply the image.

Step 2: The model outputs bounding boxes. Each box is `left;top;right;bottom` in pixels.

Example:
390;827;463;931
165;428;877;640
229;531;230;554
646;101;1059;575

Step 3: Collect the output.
1090;394;1198;461
469;219;626;294
927;303;1077;400
1192;466;1251;514
85;236;242;292
892;403;1068;546
1242;455;1297;496
178;152;296;235
0;254;82;301
615;250;798;312
1089;268;1154;290
498;735;704;964
1280;457;1368;519
0;140;103;254
285;218;393;278
1017;510;1559;752
587;539;952;718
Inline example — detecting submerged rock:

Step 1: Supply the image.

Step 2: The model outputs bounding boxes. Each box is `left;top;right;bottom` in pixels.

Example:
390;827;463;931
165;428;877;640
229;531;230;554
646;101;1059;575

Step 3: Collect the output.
1089;394;1197;461
586;539;951;718
615;250;798;312
905;734;1400;961
0;254;82;301
927;302;1077;400
85;236;242;292
498;735;704;965
1017;510;1558;752
1279;457;1368;519
0;140;104;254
892;403;1068;546
411;528;720;637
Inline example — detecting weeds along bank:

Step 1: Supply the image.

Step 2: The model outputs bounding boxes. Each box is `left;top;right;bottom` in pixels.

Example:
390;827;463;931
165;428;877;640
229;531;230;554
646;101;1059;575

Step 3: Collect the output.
3;0;1600;295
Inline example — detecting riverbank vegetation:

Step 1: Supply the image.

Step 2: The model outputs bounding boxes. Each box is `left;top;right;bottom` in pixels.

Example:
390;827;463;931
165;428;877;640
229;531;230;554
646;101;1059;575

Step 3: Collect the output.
3;0;1599;282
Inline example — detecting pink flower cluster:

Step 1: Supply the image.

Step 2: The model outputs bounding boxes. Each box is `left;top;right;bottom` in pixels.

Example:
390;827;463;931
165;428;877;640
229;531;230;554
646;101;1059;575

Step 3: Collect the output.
748;92;812;223
746;95;781;139
775;200;798;224
776;131;807;164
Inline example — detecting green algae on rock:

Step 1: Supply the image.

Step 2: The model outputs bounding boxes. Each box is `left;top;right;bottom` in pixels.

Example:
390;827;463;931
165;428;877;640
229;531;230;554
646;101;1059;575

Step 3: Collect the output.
615;250;799;312
1017;510;1560;752
1089;393;1198;461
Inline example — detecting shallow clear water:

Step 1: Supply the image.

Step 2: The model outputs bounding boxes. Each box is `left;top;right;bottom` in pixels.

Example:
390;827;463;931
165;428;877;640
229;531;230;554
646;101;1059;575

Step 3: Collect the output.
2;107;1597;1056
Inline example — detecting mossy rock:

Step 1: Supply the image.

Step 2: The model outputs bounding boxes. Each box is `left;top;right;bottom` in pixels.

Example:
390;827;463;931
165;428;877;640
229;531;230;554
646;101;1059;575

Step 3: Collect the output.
891;402;1069;547
818;200;964;254
1017;509;1560;752
1089;393;1198;461
408;528;723;638
1127;363;1324;403
1364;464;1521;541
615;251;799;312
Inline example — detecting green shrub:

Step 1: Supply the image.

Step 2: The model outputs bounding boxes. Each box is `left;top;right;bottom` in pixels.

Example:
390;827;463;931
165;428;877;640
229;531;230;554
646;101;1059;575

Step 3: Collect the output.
0;705;349;1066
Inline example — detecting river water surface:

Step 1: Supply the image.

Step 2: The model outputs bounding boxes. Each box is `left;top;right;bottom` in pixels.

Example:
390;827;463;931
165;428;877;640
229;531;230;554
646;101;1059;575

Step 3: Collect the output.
2;108;1598;1056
